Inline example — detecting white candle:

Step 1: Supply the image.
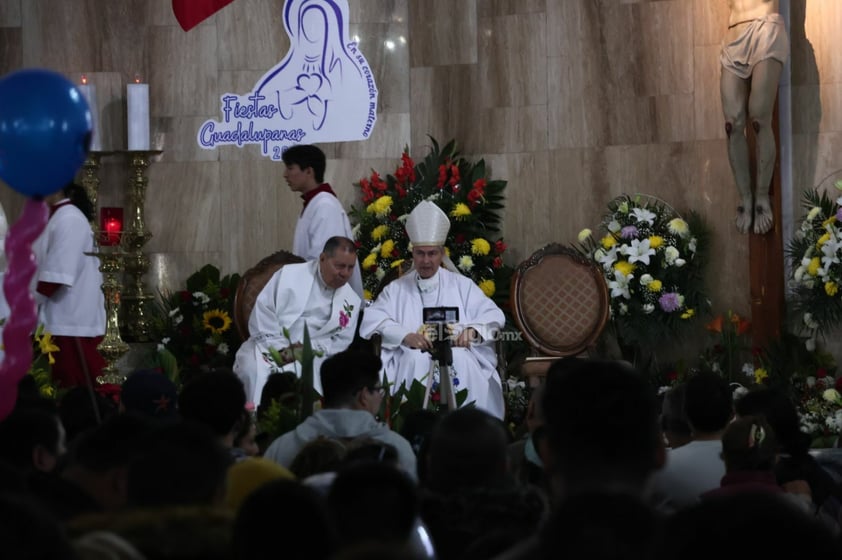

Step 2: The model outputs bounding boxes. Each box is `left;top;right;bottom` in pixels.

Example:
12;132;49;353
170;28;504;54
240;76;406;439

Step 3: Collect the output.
127;81;150;150
78;78;102;151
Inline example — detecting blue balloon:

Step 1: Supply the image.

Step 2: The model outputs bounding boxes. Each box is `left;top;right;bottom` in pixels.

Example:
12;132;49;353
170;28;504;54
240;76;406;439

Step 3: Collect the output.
0;69;92;197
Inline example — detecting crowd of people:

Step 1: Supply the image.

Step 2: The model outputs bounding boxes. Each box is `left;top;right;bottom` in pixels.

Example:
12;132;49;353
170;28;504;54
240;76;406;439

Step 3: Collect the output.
2;132;842;557
2;355;842;559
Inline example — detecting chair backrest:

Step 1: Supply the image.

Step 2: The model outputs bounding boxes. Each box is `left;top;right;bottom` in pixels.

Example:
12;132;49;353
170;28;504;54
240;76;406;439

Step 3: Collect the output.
511;243;609;357
233;251;306;340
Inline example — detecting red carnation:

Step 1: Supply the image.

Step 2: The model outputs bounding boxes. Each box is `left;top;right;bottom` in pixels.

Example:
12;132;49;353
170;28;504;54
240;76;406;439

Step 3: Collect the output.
818;368;828;379
493;256;502;269
472;178;487;193
437;165;447;189
495;240;507;254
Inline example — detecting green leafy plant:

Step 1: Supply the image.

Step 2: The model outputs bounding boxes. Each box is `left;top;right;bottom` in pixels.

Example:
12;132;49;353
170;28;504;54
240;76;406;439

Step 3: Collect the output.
150;264;242;375
788;183;842;335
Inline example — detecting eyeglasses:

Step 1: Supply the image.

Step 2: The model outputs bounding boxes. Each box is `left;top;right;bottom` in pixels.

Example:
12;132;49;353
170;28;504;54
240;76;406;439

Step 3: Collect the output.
369;385;386;396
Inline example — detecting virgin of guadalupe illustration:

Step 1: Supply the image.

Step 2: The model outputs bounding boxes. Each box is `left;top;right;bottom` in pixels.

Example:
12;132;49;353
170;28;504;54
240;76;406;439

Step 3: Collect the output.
256;0;375;136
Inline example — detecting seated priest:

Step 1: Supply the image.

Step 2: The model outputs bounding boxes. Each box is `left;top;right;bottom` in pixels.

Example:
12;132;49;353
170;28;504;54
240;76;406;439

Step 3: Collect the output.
233;236;361;404
359;201;506;419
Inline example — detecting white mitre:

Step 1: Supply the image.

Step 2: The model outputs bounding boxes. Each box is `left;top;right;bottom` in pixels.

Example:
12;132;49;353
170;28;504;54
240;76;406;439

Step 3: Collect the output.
405;201;458;273
406;201;450;246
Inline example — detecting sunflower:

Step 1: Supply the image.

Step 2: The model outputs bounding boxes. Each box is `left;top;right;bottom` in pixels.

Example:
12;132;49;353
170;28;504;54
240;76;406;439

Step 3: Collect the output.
202;309;232;335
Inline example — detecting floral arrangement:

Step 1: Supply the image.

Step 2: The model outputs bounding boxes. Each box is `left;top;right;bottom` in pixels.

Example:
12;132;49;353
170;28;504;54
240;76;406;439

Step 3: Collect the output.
577;194;710;361
788;183;842;335
350;138;511;303
794;370;842;448
151;264;242;377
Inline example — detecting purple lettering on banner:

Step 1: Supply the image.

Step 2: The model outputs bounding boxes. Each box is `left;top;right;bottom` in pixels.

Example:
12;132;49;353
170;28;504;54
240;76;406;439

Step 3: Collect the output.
197;0;379;158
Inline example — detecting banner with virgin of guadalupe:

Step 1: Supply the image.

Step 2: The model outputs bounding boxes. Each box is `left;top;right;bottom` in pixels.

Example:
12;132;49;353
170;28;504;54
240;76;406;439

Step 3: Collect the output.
197;0;378;159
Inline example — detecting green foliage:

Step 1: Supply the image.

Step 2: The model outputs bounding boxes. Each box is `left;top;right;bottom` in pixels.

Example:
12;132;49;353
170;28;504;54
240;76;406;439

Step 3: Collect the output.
150;264;242;374
787;186;842;334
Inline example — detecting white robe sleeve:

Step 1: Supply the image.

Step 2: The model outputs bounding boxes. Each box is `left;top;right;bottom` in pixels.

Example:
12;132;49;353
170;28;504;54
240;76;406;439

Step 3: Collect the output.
358;281;415;348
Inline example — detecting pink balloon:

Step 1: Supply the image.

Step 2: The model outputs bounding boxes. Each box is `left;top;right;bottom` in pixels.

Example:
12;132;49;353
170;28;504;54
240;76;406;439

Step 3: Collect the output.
0;199;49;420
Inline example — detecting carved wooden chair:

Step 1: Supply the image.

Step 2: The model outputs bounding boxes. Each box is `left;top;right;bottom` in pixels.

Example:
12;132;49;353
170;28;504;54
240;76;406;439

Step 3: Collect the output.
510;243;610;386
233;250;306;340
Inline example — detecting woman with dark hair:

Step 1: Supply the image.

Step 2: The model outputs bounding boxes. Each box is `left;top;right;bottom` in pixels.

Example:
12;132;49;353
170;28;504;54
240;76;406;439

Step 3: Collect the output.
736;389;842;523
34;182;105;387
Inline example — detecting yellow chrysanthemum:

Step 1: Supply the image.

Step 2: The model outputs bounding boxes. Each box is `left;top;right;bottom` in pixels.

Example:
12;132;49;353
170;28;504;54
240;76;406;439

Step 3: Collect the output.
380;239;395;258
371;225;390;241
668;218;689;237
471;238;491;256
817;232;831;247
754;367;769;384
363;289;373;301
391;259;405;269
648;280;663;292
203;309;232;335
362;253;378;270
648;235;664;249
601;235;617;249
808;257;821;276
614;260;635;276
478;279;496;297
680;308;695;320
450;203;471;218
366;195;393;217
826;282;838;296
38;332;60;365
445;246;451;257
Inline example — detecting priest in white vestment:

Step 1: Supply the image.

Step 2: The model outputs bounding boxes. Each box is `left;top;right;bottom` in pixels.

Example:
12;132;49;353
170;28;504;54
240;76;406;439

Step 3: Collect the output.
233;237;361;404
282;144;363;298
359;202;506;419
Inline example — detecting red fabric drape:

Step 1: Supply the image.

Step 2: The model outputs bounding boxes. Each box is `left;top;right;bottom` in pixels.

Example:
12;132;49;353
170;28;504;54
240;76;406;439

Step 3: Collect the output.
172;0;236;31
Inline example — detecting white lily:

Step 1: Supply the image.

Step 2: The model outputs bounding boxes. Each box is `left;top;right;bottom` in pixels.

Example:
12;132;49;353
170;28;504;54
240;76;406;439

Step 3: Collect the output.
620;238;656;266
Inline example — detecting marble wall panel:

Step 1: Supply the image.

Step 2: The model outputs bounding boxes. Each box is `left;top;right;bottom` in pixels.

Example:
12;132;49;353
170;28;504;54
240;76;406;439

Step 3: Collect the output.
219;159;288;275
408;0;477;67
144;161;220;254
692;0;729;47
216;0;288;71
790;1;820;87
146;25;218;117
0;0;20;27
409;65;485;155
693;45;726;141
653;94;697;143
0;28;21;74
350;21;410;114
149;252;225;295
477;12;547;109
547;54;607;149
804;0;842;85
483;151;550;266
477;0;544;19
479;105;547;154
350;0;408;24
637;1;694;97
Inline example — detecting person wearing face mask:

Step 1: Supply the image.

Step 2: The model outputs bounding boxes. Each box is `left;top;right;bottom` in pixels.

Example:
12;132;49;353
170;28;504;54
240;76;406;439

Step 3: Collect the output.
233;236;361;404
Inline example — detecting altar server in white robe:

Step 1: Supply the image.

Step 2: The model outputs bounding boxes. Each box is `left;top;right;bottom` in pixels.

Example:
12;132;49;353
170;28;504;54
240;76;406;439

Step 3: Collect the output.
233;237;361;404
282;144;363;298
359;201;506;419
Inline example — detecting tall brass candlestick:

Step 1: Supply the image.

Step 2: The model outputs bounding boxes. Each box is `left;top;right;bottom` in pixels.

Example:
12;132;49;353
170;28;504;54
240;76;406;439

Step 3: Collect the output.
121;150;161;342
79;151;114;226
88;245;130;385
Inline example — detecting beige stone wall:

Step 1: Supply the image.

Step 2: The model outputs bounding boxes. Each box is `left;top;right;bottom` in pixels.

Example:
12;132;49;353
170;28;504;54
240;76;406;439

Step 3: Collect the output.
0;0;839;325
